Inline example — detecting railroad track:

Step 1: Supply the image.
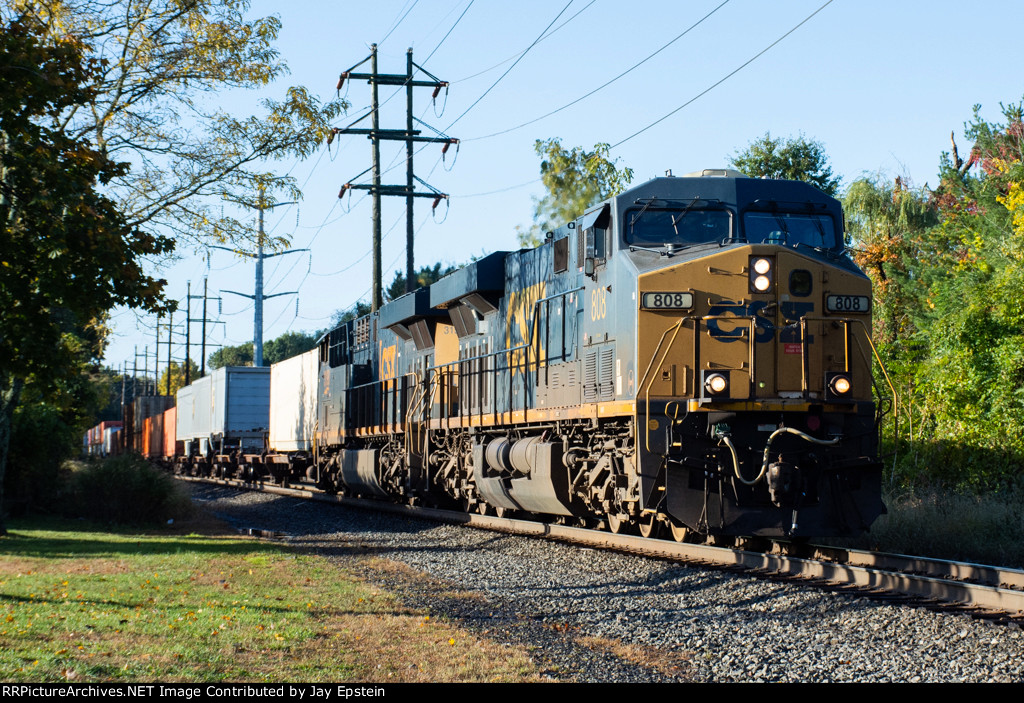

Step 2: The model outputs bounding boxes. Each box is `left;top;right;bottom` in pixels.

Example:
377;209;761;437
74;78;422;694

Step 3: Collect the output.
179;475;1024;625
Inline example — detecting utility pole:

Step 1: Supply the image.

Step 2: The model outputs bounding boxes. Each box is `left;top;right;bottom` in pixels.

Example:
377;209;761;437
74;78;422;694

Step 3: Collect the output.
140;346;150;396
166;310;173;396
154;320;160;395
217;187;307;367
189;277;223;377
336;45;457;309
152;313;183;395
185;282;192;385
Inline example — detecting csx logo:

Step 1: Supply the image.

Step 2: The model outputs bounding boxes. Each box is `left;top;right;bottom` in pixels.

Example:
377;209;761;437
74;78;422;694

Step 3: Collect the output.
507;281;546;369
707;301;813;343
379;343;397;380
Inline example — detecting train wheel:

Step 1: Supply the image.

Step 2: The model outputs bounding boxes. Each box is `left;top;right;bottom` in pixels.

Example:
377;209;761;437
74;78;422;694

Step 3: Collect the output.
669;519;690;543
638;513;660;539
606;512;626;534
475;502;493;516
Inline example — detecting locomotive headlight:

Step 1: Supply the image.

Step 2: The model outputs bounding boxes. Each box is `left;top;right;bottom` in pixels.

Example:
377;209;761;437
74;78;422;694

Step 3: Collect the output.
749;256;774;293
826;372;852;400
704;372;729;396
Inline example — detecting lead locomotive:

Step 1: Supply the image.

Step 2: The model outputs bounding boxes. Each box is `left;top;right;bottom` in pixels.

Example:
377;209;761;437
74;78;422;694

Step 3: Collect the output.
292;169;886;541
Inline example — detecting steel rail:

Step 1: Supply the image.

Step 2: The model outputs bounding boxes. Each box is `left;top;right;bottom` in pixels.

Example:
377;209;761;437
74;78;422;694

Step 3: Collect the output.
179;476;1024;617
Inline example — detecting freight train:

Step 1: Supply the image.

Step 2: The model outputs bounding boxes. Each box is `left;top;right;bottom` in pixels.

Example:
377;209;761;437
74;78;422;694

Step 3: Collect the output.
101;170;888;542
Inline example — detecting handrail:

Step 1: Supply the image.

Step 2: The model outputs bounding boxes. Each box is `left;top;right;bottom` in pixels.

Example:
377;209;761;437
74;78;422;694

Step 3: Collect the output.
636;312;900;457
420;285;584;425
639;319;686;452
638;314;759;452
796;316;898;412
403;371;423;459
845;318;898;411
845;318;901;456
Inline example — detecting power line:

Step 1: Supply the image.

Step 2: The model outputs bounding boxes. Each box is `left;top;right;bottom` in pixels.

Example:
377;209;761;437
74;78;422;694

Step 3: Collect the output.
422;0;475;64
450;0;597;84
443;1;575;131
379;0;420;46
611;0;836;149
454;178;541;198
358;0;589;195
463;0;731;142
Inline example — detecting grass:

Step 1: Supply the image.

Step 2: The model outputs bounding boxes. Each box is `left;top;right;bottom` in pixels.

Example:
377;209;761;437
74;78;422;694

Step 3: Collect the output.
0;517;539;683
830;486;1024;568
578;636;694;679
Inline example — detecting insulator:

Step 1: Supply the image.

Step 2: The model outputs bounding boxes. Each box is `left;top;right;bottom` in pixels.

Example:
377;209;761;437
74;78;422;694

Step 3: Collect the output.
432;196;442;211
432;81;448;99
336;72;348;91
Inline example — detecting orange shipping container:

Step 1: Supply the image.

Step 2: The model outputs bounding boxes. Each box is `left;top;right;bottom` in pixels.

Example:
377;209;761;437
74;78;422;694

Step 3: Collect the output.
142;414;165;459
162;407;180;459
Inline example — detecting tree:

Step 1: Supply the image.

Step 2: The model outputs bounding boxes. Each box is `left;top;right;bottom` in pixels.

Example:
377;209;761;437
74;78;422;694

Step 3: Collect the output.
902;101;1024;487
263;331;318;364
8;0;345;247
0;15;171;532
157;359;201;397
331;301;372;327
844;174;937;346
208;330;319;369
729;132;840;196
516;139;634;247
385;263;458;301
208;342;254;370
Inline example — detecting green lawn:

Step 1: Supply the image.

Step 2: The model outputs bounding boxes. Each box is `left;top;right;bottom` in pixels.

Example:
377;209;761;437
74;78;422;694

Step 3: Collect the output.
0;518;538;683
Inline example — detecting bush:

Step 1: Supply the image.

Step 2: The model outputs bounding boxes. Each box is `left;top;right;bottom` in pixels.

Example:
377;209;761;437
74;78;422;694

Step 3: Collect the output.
828;485;1024;567
67;454;192;525
4;401;81;516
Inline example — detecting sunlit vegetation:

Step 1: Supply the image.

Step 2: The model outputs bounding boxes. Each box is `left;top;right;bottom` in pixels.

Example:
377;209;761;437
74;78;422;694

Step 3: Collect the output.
0;520;539;682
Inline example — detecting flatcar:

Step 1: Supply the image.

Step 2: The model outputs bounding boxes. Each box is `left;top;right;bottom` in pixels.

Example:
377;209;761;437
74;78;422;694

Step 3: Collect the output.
286;169;887;541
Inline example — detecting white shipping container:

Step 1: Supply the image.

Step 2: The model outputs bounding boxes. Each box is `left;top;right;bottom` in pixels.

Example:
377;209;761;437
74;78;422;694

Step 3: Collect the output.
103;427;120;457
176;383;196;442
175;367;270;450
269;349;319;452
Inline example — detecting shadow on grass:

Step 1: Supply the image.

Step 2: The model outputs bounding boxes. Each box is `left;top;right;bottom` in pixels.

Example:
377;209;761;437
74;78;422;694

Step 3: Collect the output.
0;515;284;560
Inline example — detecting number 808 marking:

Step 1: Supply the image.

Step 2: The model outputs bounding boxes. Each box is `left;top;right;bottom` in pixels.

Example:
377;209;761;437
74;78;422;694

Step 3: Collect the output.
825;295;870;313
641;291;694;310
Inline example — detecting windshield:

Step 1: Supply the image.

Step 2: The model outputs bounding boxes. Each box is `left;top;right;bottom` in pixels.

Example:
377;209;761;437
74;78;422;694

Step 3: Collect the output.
743;212;839;249
625;207;731;246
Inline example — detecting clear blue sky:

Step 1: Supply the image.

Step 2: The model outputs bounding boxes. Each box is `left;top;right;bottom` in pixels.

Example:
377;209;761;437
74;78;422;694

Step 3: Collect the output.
105;0;1024;376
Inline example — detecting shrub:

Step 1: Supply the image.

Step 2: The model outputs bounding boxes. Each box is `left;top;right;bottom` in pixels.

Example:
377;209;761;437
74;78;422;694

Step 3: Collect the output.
68;454;191;525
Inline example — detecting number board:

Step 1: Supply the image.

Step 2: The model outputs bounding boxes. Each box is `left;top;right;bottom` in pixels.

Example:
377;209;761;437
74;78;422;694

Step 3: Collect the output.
826;295;870;313
641;292;694;310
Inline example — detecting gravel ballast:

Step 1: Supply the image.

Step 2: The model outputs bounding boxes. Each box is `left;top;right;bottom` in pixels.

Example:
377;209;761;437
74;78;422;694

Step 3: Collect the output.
189;484;1024;683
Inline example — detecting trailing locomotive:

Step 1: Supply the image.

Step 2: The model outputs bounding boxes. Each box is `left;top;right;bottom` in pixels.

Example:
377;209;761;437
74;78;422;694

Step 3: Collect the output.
148;169;887;542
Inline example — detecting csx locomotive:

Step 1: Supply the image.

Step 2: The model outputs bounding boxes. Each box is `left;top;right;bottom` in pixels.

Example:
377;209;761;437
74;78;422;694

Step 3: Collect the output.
158;169;887;541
